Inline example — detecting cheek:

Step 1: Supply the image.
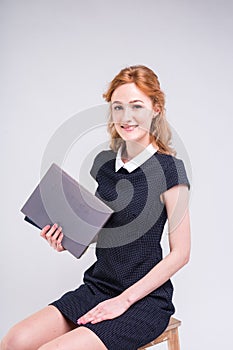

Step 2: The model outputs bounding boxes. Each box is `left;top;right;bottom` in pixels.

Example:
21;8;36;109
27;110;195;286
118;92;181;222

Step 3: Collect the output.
138;116;153;131
111;114;121;125
114;124;122;133
112;118;123;133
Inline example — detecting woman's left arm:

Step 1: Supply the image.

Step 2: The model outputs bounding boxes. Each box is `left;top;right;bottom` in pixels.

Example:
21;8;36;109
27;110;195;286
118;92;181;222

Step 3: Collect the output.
77;184;191;325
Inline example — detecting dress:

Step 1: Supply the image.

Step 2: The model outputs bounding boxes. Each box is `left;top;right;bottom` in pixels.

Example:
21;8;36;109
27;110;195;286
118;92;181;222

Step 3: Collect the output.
50;148;190;350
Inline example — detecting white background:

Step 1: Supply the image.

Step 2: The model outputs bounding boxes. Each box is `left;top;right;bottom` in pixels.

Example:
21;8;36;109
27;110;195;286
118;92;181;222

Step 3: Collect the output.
1;1;233;349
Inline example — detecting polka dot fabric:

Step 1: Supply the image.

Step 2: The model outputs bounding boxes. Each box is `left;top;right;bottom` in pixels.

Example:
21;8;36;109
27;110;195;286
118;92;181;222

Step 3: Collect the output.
50;150;190;349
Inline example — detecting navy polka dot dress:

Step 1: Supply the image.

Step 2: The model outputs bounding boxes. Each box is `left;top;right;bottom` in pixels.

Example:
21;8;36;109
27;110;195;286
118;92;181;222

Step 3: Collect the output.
50;150;190;349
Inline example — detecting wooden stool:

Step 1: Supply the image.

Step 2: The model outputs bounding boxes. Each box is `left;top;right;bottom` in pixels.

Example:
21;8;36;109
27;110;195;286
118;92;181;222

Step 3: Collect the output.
138;317;181;350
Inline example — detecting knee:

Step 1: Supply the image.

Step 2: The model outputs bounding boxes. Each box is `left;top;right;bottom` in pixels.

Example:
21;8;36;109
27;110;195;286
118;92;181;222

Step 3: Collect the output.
0;325;31;350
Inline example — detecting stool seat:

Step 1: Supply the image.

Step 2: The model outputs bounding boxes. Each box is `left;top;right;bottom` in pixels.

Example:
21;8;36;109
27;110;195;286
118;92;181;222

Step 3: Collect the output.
138;317;181;350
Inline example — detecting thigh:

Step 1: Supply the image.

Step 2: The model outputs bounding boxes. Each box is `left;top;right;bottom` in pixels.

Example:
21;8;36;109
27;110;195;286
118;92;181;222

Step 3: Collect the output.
38;326;107;350
1;305;76;350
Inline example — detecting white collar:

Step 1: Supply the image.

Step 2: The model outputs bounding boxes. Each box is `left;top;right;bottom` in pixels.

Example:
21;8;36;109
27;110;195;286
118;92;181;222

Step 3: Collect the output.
115;143;158;173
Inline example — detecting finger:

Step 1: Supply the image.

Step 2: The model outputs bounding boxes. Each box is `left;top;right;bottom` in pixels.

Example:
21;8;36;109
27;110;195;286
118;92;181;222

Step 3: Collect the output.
57;232;64;245
78;307;106;325
77;311;95;325
54;234;66;252
46;224;63;247
50;227;63;249
50;226;62;243
91;316;105;324
56;233;65;251
56;243;65;252
40;225;51;238
87;310;109;324
46;223;59;239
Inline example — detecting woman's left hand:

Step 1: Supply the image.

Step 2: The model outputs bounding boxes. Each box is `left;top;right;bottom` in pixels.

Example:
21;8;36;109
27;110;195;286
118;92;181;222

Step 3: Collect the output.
77;295;130;325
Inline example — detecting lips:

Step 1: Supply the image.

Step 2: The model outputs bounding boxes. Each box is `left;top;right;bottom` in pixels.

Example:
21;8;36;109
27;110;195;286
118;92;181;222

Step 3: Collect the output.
121;124;138;131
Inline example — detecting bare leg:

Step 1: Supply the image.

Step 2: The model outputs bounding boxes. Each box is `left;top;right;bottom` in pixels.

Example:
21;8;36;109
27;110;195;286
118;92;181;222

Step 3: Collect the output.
0;305;76;350
38;326;108;350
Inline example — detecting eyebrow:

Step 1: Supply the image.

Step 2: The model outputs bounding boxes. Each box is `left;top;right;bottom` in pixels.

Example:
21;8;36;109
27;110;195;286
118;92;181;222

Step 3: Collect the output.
111;99;145;104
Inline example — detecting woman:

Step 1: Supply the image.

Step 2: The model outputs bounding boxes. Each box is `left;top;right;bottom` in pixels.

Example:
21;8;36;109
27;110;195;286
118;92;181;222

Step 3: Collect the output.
1;65;191;350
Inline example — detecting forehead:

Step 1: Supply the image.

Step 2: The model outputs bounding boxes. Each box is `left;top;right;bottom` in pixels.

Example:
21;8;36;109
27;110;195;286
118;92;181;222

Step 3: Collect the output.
111;83;151;103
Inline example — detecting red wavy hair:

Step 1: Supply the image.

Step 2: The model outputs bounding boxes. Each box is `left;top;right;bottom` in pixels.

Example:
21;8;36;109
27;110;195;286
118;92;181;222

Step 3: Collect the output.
103;65;176;156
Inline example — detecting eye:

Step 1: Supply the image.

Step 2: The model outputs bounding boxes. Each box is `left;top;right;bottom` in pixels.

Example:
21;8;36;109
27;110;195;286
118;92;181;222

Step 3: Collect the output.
132;104;143;109
113;105;124;111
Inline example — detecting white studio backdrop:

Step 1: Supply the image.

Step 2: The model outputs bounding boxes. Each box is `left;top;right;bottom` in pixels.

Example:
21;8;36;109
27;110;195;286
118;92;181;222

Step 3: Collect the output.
1;1;233;349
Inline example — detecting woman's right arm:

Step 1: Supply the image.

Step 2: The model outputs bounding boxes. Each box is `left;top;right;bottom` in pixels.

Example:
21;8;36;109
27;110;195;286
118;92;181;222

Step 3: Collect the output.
40;224;66;252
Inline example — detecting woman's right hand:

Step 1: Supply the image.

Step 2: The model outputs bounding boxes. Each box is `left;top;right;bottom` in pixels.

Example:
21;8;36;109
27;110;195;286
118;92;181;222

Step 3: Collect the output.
40;223;66;252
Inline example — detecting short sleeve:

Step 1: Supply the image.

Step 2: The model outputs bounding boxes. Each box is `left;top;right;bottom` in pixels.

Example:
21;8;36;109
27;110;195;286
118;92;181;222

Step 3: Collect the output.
89;150;116;181
162;157;190;193
90;156;98;180
89;153;101;181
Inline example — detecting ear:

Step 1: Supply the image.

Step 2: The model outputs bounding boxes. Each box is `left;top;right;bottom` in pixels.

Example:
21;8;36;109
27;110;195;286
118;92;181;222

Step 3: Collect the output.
153;111;160;118
153;104;160;117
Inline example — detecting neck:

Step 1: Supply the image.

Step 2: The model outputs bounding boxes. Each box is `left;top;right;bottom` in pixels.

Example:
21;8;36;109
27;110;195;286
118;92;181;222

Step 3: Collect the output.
123;140;150;161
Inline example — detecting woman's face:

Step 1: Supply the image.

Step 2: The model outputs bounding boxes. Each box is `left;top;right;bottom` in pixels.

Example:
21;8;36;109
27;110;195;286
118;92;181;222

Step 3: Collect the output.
111;83;158;147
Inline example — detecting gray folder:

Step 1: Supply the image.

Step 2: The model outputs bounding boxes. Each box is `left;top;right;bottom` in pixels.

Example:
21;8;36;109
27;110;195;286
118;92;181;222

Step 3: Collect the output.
21;163;113;258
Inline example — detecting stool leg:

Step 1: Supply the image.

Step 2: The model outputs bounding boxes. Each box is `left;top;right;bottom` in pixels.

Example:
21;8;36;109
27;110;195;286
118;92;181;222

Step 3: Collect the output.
167;328;180;350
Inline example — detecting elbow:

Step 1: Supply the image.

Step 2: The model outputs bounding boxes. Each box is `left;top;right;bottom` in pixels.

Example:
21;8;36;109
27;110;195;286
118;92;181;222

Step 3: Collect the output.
183;254;190;266
170;245;191;268
173;250;190;268
181;251;191;266
177;256;189;270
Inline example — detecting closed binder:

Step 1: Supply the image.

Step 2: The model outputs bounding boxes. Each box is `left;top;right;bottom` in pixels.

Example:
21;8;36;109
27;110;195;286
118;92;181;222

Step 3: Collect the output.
21;163;113;258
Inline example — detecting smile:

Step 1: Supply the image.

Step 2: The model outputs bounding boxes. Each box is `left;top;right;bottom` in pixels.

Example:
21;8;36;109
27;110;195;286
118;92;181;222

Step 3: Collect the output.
121;125;138;131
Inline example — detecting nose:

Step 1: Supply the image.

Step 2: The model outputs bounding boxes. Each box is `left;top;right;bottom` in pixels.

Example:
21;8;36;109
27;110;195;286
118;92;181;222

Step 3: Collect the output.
121;104;133;122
